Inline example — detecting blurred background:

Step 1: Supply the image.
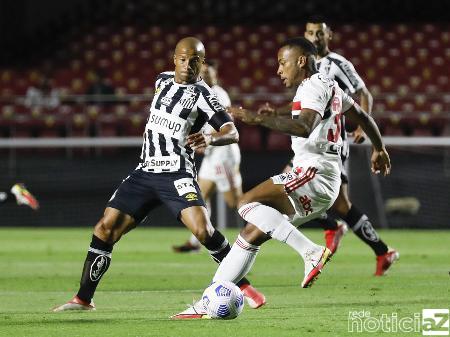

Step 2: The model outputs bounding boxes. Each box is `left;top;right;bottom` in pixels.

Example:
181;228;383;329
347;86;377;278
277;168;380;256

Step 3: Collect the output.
0;0;449;229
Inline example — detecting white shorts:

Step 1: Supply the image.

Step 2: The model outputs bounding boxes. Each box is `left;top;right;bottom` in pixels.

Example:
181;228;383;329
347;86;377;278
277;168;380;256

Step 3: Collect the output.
271;164;341;226
198;144;242;192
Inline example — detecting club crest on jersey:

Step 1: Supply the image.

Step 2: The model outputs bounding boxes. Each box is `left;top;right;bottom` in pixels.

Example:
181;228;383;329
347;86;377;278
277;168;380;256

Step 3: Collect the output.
185;193;198;201
299;195;313;216
179;93;197;109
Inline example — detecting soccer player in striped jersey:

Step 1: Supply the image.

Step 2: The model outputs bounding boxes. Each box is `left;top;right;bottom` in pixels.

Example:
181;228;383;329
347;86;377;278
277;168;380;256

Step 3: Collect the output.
303;19;399;275
172;37;391;318
173;60;243;253
53;37;265;313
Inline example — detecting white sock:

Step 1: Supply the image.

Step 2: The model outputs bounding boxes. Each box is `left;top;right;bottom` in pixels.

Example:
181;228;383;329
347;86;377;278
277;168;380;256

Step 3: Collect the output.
239;202;321;260
213;235;260;284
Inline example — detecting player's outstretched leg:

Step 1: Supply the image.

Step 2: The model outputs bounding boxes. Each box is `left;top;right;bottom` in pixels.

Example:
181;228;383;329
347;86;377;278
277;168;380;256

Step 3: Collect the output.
53;208;134;312
179;206;266;310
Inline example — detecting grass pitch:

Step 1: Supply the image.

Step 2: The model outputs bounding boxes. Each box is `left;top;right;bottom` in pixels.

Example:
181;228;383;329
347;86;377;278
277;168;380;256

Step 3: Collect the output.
0;227;448;337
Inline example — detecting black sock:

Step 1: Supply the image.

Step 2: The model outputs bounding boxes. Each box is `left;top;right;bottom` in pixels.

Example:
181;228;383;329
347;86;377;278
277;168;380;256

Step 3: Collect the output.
344;206;388;256
77;235;113;303
202;230;250;288
320;214;339;230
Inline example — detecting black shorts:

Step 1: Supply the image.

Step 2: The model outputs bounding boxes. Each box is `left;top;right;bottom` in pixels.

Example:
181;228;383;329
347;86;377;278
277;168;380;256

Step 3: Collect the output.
107;169;205;223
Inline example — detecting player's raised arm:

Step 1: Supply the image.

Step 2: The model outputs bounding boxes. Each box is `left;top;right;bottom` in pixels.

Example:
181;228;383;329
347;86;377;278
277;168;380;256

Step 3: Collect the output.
344;103;391;176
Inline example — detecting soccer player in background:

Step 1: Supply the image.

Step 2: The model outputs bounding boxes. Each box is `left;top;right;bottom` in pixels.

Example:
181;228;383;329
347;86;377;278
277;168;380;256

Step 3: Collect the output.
173;60;243;253
172;37;391;318
0;183;39;210
53;37;265;312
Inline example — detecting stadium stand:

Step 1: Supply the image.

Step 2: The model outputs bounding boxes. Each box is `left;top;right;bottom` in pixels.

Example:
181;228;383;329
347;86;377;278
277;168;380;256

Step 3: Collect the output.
0;2;449;151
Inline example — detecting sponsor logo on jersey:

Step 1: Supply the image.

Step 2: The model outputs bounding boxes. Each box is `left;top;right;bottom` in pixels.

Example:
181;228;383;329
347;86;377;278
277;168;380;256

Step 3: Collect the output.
185;192;198;201
140;155;180;171
147;109;186;139
174;177;197;196
299;195;313;216
207;94;225;112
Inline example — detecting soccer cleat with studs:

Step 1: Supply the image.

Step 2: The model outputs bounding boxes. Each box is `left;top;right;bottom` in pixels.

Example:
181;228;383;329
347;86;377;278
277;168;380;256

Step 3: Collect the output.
375;249;399;276
324;221;348;255
52;296;95;312
170;300;211;319
10;183;39;210
302;247;332;288
240;284;266;309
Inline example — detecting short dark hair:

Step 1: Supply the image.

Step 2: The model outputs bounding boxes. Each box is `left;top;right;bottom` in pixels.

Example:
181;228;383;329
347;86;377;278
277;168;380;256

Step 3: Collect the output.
281;37;317;57
306;15;331;31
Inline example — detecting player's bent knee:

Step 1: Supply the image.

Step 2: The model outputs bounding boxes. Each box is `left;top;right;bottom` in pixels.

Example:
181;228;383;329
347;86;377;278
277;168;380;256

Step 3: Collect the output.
237;194;255;209
94;210;133;244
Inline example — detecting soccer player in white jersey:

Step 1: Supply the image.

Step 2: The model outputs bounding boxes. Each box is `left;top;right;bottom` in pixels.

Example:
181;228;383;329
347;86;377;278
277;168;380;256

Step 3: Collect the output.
173;60;243;253
304;19;399;275
53;37;265;313
0;183;39;210
172;37;390;319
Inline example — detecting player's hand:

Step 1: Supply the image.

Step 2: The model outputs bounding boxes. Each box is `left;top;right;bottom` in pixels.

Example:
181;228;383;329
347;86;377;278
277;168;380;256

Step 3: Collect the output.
351;125;366;144
187;132;211;150
257;102;277;116
371;147;391;176
195;147;206;155
228;106;262;125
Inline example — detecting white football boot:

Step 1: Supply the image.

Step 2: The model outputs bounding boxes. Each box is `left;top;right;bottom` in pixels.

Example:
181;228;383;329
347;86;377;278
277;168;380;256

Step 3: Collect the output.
52;296;96;312
170;299;211;319
301;247;332;288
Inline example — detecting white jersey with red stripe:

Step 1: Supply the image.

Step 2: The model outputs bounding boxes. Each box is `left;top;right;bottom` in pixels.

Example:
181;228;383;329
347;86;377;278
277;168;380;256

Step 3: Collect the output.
271;73;355;226
291;73;354;176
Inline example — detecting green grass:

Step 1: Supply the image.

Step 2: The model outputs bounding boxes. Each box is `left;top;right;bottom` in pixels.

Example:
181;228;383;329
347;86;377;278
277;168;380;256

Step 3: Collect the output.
0;228;448;337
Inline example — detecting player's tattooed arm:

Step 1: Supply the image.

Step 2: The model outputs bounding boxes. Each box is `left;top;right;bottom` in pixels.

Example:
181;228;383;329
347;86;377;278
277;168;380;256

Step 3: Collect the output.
257;102;292;118
230;106;320;137
187;123;238;149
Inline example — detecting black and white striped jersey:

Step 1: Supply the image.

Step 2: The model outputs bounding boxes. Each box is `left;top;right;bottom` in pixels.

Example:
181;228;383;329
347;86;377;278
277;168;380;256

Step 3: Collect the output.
137;71;232;176
316;52;365;95
317;52;365;161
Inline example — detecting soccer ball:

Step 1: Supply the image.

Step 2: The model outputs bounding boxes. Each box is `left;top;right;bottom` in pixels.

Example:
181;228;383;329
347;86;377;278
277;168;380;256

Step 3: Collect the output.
201;280;244;319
